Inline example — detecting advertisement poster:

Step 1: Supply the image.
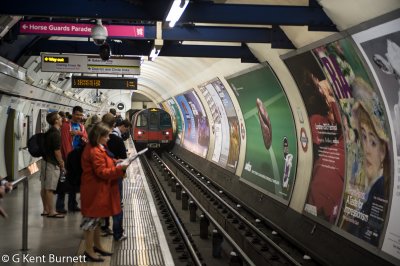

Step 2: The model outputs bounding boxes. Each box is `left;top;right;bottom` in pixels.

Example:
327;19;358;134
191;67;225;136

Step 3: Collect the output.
352;17;400;258
285;52;345;224
183;90;210;152
175;91;209;157
227;65;297;202
313;38;392;247
165;98;184;145
199;78;241;172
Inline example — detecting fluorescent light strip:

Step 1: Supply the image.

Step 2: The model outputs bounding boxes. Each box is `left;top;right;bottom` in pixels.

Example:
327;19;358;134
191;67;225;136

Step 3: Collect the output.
181;41;241;46
165;0;189;28
149;47;160;61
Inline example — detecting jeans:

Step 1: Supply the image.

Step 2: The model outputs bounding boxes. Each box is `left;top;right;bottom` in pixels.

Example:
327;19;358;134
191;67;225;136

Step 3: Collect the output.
112;211;124;240
102;178;124;239
56;192;78;211
118;178;123;202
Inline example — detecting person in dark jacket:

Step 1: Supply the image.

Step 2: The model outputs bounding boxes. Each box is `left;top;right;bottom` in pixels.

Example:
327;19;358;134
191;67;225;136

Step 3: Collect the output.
101;114;131;241
109;119;132;201
65;147;84;194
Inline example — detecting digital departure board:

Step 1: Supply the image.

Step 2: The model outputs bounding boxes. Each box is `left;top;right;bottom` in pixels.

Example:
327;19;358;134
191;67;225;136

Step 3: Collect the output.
71;76;137;90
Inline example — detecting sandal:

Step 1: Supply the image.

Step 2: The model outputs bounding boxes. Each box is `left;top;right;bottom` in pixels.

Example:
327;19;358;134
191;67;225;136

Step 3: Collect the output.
47;213;65;218
41;213;49;216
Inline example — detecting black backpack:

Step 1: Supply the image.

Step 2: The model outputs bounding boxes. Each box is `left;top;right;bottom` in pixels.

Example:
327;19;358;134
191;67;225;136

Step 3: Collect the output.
27;133;47;158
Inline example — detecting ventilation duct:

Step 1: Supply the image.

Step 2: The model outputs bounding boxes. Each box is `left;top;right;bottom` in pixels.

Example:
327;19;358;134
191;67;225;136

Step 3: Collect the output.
33;62;41;73
0;16;21;39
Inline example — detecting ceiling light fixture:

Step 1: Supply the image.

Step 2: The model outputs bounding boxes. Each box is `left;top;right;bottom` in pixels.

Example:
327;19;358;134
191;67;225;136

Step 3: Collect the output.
165;0;189;28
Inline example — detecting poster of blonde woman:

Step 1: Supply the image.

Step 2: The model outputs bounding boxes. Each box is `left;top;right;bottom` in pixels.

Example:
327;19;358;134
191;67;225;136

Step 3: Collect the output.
312;38;393;247
352;16;400;260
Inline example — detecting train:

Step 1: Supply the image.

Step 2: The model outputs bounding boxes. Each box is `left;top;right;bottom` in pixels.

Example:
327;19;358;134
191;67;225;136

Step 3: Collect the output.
131;108;174;150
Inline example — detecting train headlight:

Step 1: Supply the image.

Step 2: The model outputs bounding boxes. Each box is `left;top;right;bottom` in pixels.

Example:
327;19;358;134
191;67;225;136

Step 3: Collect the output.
165;131;169;135
138;131;143;135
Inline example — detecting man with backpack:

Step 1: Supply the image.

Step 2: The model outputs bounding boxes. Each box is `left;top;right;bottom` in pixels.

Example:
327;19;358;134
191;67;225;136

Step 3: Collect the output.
40;112;65;218
56;106;88;214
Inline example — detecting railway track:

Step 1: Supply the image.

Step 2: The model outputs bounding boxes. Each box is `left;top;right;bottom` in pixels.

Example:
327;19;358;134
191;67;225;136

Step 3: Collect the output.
141;151;257;265
141;150;325;265
160;151;324;266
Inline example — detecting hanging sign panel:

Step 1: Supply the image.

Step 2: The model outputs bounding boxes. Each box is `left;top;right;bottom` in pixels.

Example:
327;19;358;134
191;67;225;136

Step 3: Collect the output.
19;21;152;39
41;54;141;75
71;76;137;90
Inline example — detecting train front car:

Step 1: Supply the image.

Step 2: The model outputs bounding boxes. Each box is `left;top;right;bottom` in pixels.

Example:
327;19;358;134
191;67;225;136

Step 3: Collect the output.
132;108;174;151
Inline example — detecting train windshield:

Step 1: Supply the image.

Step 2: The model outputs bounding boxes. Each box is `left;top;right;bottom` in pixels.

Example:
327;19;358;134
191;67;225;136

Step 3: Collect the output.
149;112;159;130
136;113;148;127
160;112;172;128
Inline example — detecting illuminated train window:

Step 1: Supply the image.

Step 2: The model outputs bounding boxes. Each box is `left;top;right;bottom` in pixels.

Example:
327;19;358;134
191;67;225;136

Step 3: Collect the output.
160;112;172;128
136;113;148;127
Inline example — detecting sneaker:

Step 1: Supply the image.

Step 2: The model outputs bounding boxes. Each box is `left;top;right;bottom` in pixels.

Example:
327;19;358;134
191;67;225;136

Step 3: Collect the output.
115;234;127;242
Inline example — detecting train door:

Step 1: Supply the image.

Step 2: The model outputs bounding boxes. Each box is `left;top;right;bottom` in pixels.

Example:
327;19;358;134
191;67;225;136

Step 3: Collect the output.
0;105;7;178
18;113;33;170
160;111;173;143
134;111;148;144
148;110;160;144
4;108;19;180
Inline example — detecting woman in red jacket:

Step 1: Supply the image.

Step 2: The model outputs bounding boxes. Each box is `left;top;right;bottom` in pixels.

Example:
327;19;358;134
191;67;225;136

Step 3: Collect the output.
80;122;128;262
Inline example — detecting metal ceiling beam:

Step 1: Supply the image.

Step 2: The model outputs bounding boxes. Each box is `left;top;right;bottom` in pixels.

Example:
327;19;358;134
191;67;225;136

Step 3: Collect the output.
164;26;272;43
160;42;259;63
0;0;336;30
163;25;293;49
165;26;294;48
26;39;259;63
182;2;336;30
28;39;153;57
270;25;295;49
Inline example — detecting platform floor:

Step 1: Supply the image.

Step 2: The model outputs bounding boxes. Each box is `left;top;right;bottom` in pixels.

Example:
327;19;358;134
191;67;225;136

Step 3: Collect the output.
0;142;173;266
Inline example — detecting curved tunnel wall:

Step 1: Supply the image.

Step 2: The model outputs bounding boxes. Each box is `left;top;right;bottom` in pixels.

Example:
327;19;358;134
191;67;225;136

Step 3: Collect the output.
0;5;399;265
157;11;400;263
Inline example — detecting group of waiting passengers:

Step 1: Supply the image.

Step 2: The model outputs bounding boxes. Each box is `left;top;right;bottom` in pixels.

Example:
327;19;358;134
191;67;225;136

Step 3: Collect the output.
40;106;132;262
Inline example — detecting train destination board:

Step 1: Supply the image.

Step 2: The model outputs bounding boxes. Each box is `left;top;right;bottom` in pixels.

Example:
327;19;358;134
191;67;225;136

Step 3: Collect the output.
41;53;141;75
71;76;137;90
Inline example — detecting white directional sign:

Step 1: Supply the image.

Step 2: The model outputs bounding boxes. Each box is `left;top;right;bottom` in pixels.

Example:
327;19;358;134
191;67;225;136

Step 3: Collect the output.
41;54;141;75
